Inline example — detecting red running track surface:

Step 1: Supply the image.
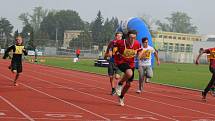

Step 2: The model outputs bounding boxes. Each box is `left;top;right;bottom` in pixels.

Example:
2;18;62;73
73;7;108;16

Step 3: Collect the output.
0;59;215;121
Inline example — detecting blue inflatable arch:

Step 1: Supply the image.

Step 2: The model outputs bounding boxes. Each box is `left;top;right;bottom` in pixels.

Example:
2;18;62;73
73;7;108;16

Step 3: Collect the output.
117;17;155;68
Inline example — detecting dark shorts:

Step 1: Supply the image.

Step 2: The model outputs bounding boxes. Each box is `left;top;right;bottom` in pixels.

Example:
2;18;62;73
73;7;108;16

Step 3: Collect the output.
11;61;22;73
117;63;134;82
108;62;120;76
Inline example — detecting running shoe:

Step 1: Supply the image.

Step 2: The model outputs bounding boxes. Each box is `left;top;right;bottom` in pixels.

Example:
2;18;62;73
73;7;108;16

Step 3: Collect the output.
136;89;142;94
111;88;116;95
119;97;124;106
202;91;206;101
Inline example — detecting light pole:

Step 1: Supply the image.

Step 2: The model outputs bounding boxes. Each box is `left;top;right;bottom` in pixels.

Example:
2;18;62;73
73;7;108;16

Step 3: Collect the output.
55;28;58;49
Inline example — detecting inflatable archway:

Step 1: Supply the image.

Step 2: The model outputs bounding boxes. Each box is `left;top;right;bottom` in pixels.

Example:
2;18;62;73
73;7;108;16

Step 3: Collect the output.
117;17;154;68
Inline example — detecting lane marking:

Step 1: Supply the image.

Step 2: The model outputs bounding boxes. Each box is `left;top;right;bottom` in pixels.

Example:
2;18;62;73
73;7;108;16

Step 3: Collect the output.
20;83;110;121
0;112;6;116
120;115;158;120
25;70;215;117
0;96;35;121
23;74;178;121
0;73;110;121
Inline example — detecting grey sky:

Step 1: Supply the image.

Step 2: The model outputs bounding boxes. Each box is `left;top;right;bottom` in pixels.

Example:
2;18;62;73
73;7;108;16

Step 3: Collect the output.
0;0;214;35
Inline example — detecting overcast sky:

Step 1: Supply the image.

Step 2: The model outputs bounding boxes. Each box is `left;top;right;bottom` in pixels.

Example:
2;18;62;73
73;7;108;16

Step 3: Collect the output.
0;0;214;35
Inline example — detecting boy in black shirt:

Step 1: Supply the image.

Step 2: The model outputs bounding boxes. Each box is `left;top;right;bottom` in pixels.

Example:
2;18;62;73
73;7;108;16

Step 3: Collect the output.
3;36;27;86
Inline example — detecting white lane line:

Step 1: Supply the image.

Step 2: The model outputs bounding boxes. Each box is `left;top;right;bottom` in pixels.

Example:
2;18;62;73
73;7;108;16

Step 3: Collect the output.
25;69;215;117
27;68;215;109
0;96;35;121
20;83;110;121
0;73;110;121
33;68;215;107
24;74;178;121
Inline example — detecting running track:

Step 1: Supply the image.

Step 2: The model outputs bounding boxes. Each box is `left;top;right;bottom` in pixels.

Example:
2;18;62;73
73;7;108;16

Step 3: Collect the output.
0;59;215;121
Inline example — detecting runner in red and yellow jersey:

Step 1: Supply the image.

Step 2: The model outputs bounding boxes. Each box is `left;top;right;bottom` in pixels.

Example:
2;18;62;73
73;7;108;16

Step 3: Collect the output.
114;30;141;106
196;47;215;101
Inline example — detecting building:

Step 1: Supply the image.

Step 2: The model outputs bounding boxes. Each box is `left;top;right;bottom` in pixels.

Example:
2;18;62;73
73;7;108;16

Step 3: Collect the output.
63;30;83;48
152;31;202;52
152;31;202;63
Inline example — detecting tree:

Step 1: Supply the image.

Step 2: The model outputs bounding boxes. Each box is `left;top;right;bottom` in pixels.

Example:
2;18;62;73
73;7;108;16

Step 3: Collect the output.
0;17;13;48
21;24;34;50
91;10;104;44
156;11;198;34
19;7;48;47
103;17;119;43
40;10;85;47
18;13;30;26
140;14;156;31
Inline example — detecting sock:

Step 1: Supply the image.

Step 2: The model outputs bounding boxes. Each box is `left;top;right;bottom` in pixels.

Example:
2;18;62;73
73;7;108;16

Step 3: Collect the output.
118;82;123;86
119;95;124;99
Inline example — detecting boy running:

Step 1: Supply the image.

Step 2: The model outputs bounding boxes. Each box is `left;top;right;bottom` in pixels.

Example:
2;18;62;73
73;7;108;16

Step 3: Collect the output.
195;47;215;101
136;37;160;93
105;32;123;95
114;30;141;106
3;36;27;86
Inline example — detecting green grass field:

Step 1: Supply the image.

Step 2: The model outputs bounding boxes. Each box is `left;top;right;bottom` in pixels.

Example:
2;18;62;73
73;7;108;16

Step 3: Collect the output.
33;56;211;90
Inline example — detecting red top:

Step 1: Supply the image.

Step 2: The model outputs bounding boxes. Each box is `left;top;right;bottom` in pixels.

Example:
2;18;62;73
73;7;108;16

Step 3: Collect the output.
206;48;215;68
76;49;80;55
113;39;141;68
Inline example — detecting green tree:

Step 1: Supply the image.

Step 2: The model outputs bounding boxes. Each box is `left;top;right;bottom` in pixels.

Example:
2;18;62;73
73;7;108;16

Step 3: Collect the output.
91;10;104;45
40;10;85;47
103;17;119;43
156;11;198;34
21;24;34;50
0;17;13;48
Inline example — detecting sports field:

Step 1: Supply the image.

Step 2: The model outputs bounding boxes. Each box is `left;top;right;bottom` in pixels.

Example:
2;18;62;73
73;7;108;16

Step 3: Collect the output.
34;56;210;90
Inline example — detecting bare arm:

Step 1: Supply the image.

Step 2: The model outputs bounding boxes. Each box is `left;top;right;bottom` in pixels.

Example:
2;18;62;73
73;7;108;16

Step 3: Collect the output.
154;50;160;66
195;48;206;65
104;41;113;59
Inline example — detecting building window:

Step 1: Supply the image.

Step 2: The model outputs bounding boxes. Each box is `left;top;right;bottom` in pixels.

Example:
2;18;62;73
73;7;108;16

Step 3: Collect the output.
159;35;163;38
182;37;186;40
178;37;181;40
169;36;172;39
186;44;193;52
163;43;168;51
173;36;177;39
168;43;173;51
164;36;168;39
174;43;179;52
180;44;185;52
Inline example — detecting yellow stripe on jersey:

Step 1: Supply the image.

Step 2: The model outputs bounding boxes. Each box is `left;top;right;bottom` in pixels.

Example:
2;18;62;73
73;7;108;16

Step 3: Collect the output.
15;45;24;54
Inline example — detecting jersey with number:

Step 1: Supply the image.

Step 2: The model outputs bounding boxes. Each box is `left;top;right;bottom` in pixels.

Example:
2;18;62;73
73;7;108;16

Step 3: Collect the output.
3;45;27;64
114;39;141;68
206;48;215;68
139;45;155;66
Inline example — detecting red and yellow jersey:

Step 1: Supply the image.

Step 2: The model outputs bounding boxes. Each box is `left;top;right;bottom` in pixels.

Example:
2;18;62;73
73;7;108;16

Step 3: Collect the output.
114;39;141;68
206;48;215;68
207;48;215;59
